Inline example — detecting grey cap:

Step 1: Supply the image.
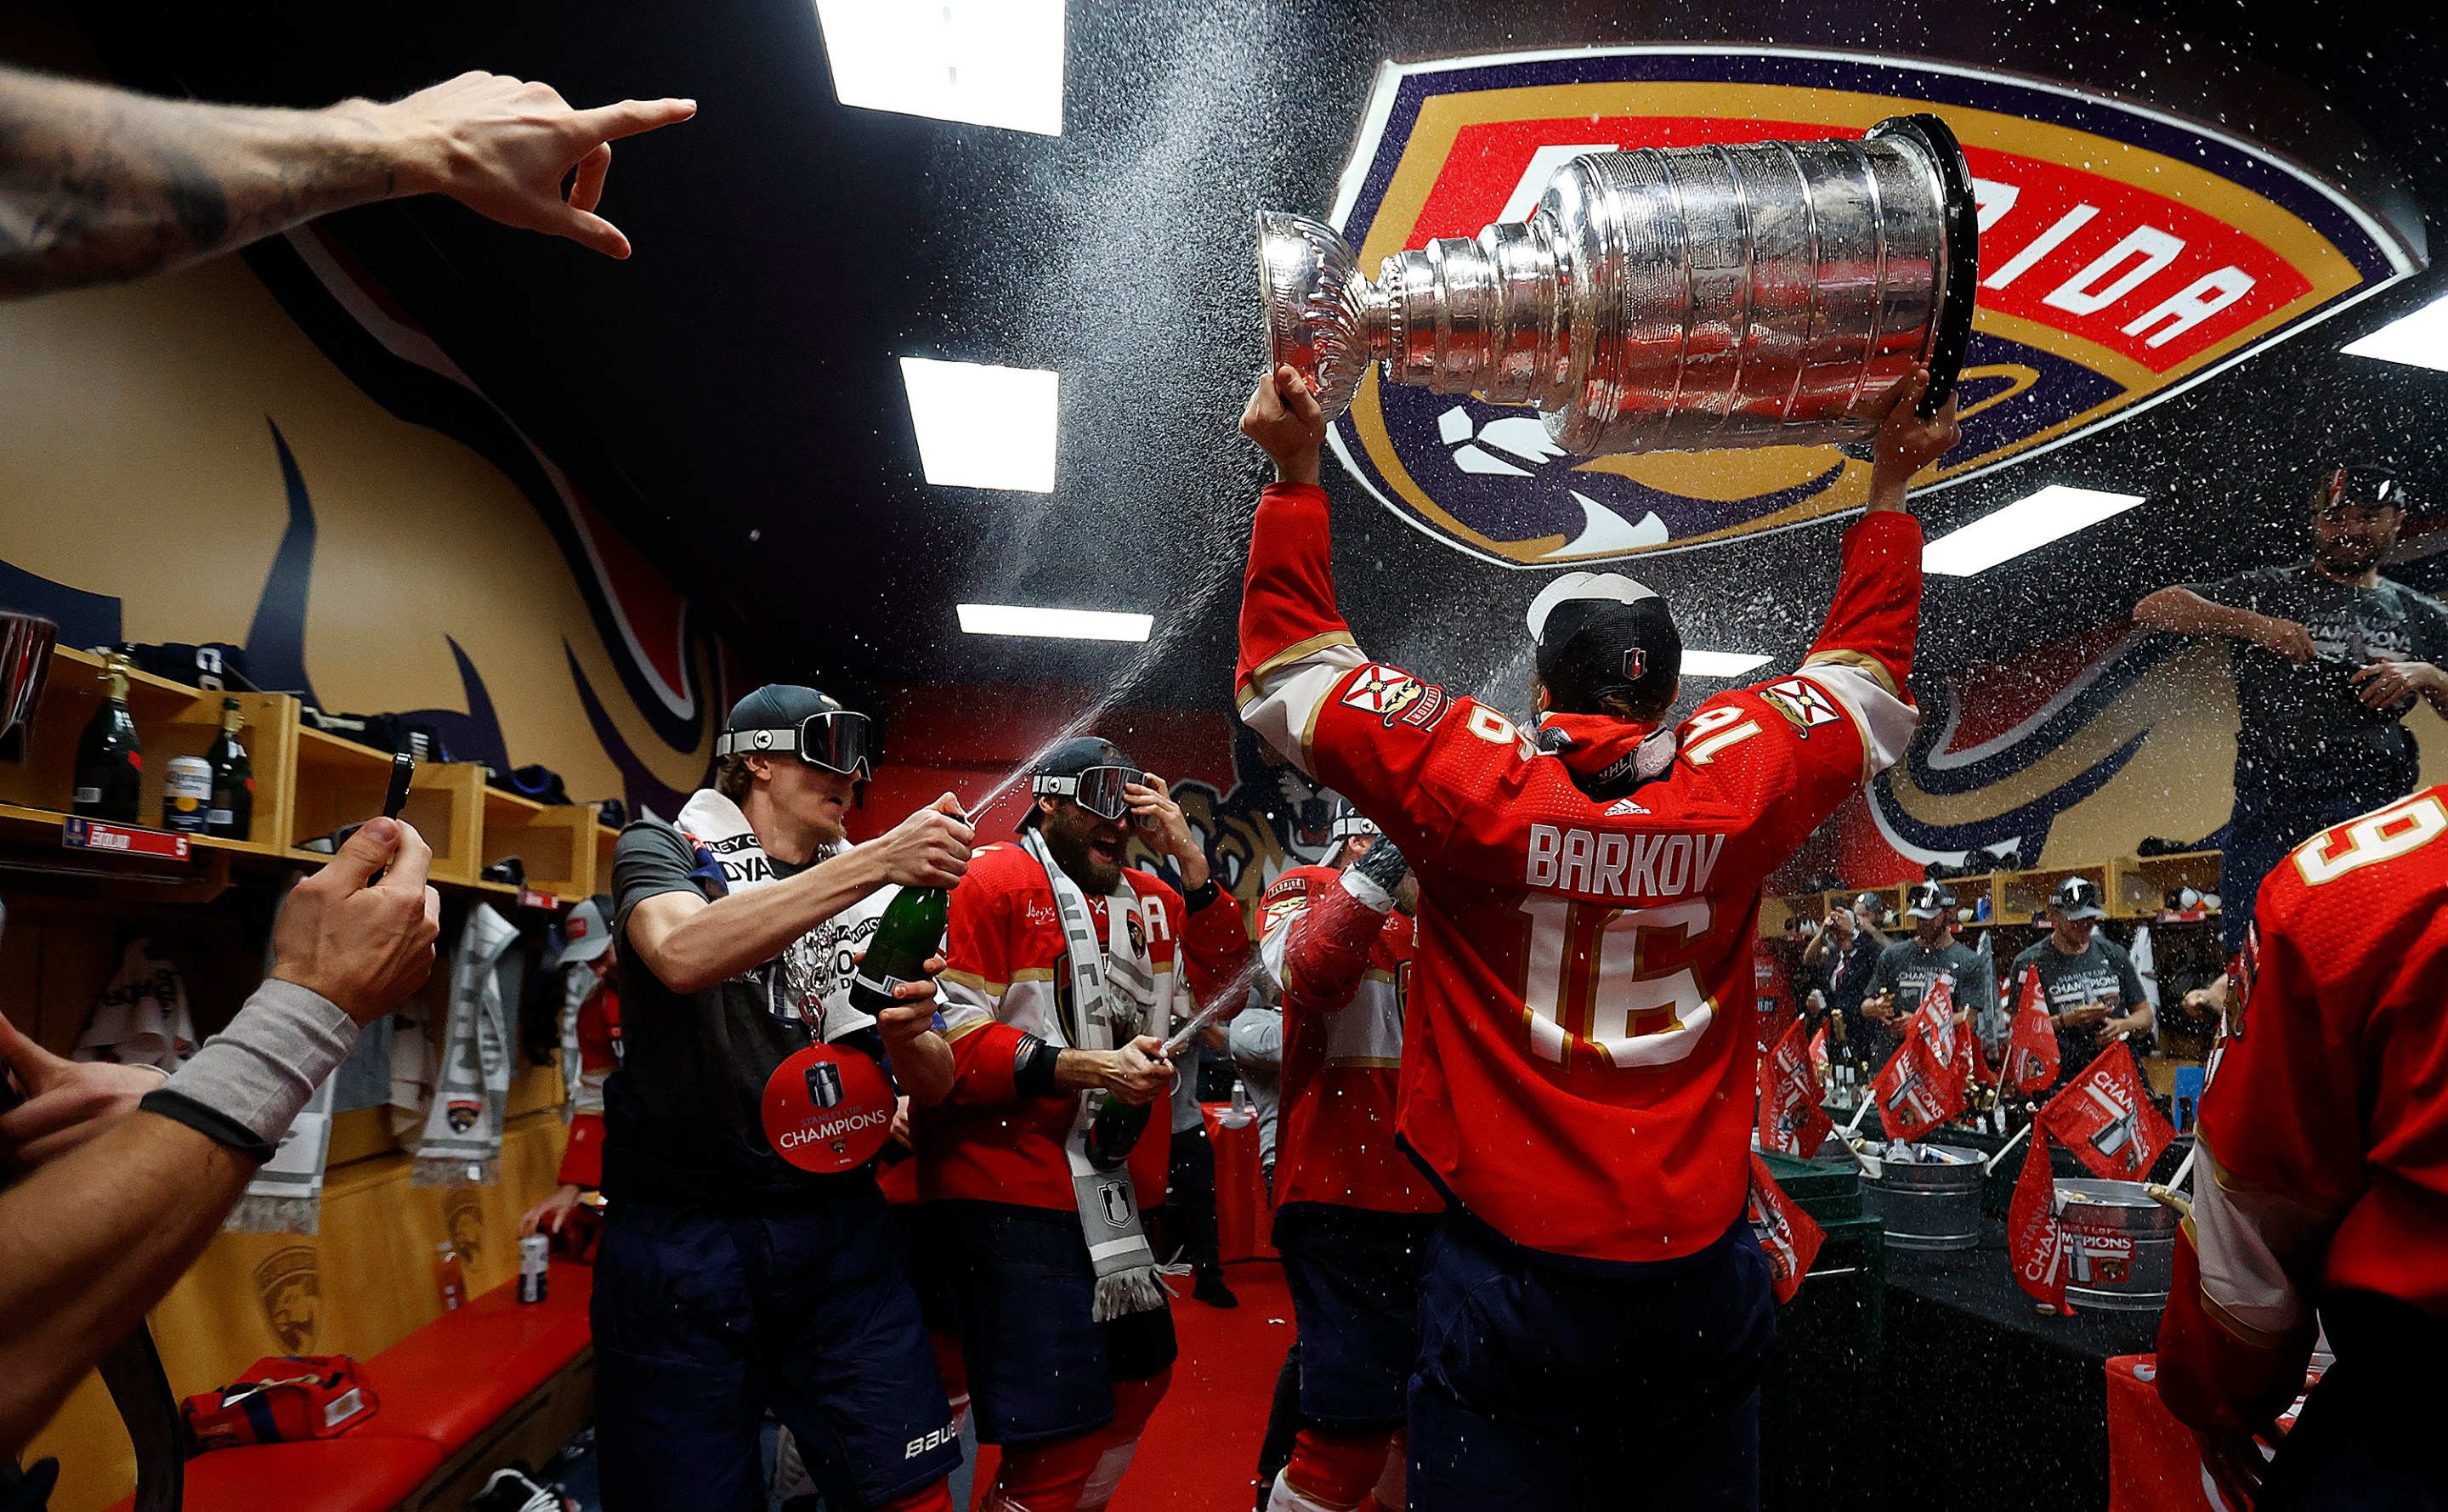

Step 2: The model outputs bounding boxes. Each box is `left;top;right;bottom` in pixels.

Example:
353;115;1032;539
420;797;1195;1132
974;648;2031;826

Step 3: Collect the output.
559;896;614;964
2050;875;2108;921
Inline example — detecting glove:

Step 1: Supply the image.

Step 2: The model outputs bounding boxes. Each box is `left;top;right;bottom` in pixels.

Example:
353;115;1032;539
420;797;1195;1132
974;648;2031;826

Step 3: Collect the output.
1343;841;1409;910
1351;839;1408;892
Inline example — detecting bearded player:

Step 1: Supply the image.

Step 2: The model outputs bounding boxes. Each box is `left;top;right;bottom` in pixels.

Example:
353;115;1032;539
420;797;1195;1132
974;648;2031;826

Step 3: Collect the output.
1234;362;1958;1507
918;737;1255;1512
2156;788;2448;1512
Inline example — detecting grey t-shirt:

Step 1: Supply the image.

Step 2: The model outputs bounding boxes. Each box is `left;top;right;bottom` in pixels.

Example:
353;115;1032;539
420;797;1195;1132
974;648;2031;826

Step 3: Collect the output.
2184;563;2448;800
605;820;883;1209
2008;934;2147;1090
1855;935;1986;1063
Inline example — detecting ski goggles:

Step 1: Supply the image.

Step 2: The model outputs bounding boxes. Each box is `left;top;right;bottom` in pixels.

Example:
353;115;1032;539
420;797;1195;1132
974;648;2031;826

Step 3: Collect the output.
1328;811;1380;841
1032;764;1144;821
714;711;876;778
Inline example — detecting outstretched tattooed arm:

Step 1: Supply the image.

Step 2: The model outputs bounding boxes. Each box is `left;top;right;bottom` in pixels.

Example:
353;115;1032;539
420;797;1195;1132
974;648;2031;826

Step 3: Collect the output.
0;65;695;298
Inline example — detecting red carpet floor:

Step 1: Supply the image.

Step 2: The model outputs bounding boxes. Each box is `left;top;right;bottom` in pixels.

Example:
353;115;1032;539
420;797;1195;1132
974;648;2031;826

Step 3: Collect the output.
969;1258;1296;1511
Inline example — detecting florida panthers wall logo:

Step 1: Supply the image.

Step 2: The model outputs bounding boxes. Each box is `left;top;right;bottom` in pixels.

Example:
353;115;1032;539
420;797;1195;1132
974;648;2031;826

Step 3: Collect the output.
1323;46;2421;567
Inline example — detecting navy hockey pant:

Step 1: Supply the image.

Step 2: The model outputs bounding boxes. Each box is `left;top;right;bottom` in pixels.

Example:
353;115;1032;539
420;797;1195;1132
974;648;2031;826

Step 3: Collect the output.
1406;1212;1775;1511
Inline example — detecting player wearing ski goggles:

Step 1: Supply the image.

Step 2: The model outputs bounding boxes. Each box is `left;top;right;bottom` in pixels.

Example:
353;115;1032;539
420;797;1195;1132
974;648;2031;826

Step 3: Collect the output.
714;706;876;779
1029;762;1146;821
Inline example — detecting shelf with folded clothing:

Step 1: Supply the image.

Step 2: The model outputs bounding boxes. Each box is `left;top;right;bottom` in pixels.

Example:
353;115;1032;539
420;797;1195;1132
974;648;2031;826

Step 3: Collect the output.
476;784;595;903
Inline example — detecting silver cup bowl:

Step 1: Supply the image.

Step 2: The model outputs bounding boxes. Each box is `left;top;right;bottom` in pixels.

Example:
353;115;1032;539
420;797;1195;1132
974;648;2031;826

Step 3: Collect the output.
1258;113;1978;456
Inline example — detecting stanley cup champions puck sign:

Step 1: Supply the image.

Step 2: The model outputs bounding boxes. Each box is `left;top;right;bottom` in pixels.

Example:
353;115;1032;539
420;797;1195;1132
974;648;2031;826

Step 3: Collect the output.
1318;46;2422;567
762;1041;896;1174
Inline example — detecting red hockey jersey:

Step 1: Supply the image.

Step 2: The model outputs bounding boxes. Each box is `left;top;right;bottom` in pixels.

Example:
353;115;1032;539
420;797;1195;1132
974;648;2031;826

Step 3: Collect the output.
1235;480;1921;1263
917;839;1253;1213
2157;787;2448;1433
1260;865;1437;1216
557;983;620;1190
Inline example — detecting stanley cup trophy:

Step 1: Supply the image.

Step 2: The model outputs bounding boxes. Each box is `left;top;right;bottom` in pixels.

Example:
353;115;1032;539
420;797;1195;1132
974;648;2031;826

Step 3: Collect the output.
1259;114;1978;456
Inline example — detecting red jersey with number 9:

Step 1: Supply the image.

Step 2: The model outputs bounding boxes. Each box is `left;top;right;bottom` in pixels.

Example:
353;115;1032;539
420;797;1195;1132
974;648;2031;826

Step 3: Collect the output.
1235;482;1924;1263
2157;787;2448;1433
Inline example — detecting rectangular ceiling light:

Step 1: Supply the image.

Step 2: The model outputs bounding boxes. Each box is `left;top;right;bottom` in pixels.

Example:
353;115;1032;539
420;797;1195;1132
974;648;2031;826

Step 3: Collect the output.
2341;289;2448;372
813;0;1064;136
1923;484;2146;578
958;604;1153;642
1681;650;1774;677
899;357;1059;492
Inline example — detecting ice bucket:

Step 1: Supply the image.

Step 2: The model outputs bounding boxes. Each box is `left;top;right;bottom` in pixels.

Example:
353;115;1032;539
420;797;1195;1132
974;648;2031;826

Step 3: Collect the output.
1860;1141;1986;1252
1259;113;1978;455
2055;1178;2179;1311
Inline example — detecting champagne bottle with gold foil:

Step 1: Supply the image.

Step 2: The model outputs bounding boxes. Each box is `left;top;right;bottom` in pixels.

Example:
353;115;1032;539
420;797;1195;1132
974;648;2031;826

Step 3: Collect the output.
71;654;143;822
205;697;252;840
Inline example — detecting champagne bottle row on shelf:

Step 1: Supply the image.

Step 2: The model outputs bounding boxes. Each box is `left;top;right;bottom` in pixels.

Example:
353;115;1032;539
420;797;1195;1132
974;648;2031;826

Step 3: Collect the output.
71;653;254;839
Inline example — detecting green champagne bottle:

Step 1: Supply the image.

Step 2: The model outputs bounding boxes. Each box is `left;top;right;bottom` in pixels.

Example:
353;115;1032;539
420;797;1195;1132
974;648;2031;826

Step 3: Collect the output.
1085;1089;1151;1171
848;885;949;1018
205;697;252;840
71;654;143;823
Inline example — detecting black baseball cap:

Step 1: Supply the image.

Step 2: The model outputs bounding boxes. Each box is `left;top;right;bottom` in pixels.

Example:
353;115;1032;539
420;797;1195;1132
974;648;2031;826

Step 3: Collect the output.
1527;572;1681;716
2050;875;2108;920
2310;463;2413;515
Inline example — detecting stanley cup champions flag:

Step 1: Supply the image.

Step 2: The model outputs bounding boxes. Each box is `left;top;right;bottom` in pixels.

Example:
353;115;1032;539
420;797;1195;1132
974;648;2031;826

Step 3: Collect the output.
1747;1152;1827;1305
2040;1039;2176;1181
1871;975;1967;1141
1319;47;2422;566
1758;1014;1835;1158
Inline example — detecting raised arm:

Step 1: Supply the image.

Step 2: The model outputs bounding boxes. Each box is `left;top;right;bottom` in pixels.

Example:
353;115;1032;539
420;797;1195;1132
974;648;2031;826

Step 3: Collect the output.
0;65;694;297
2134;586;2316;662
1275;847;1408;1016
1807;367;1958;688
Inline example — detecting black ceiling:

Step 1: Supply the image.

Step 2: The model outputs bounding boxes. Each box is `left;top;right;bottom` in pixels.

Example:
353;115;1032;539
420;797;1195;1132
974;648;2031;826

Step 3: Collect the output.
56;0;2448;722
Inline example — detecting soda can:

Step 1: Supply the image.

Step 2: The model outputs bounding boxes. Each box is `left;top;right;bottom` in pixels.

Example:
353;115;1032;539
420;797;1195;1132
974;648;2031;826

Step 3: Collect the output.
163;756;213;833
518;1233;549;1304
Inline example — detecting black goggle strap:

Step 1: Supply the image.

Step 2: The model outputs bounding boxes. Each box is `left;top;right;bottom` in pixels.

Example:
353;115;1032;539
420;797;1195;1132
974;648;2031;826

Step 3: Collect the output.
714;711;875;776
1031;765;1142;820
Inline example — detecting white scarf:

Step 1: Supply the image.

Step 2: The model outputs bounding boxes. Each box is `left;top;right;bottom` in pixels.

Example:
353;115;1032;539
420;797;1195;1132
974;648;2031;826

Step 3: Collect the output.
412;903;520;1186
674;788;889;1041
1018;826;1171;1321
